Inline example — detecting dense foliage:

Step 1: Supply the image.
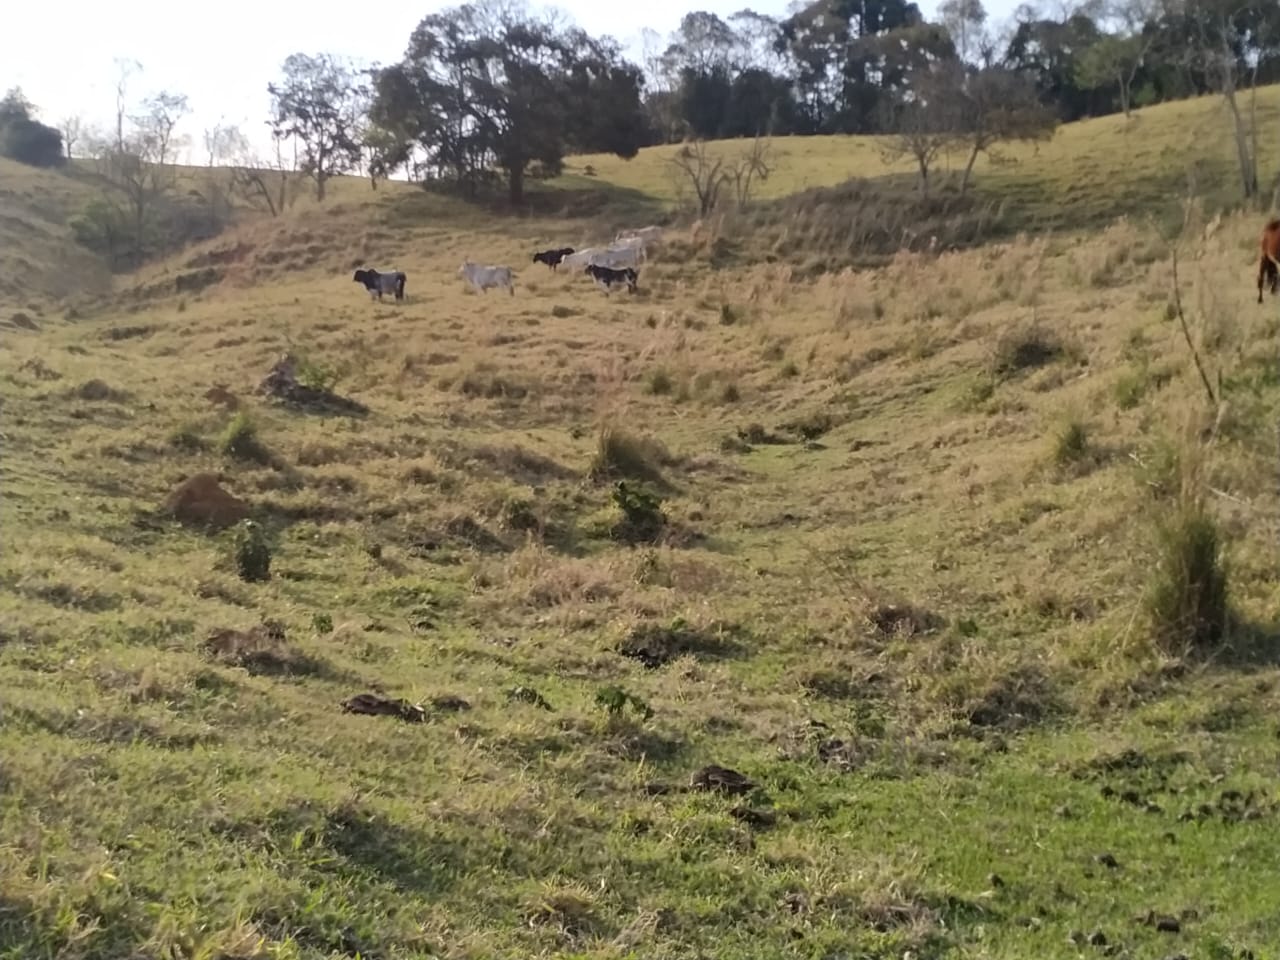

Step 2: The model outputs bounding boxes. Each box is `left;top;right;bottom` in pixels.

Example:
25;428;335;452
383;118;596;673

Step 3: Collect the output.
0;87;65;168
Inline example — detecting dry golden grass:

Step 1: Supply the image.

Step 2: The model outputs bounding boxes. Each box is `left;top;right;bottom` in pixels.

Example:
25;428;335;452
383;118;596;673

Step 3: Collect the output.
5;90;1280;957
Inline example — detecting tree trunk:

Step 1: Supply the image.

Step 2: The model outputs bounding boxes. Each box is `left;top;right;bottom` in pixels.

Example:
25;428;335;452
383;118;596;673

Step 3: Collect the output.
960;142;981;196
1223;86;1256;201
1118;71;1131;118
1248;63;1261;208
917;156;930;198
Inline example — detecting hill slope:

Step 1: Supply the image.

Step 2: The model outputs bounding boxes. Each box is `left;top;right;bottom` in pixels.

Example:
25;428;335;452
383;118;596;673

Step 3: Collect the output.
0;158;113;318
5;111;1280;959
567;85;1280;232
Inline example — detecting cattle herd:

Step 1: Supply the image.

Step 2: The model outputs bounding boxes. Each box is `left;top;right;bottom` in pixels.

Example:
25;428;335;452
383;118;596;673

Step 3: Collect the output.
353;217;1280;307
351;225;663;303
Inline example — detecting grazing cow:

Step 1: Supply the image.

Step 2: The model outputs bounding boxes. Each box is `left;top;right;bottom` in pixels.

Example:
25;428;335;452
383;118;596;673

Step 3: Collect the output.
560;248;599;273
532;247;575;271
1258;218;1280;304
353;268;407;301
593;243;645;270
586;263;639;293
458;260;516;296
616;225;663;247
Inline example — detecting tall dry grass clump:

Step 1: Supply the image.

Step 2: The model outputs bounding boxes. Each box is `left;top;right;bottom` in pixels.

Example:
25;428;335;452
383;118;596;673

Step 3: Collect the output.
1142;436;1229;657
588;423;669;486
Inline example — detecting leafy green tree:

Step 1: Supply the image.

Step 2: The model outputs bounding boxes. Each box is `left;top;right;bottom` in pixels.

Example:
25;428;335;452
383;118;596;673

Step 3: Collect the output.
267;53;366;201
372;0;646;205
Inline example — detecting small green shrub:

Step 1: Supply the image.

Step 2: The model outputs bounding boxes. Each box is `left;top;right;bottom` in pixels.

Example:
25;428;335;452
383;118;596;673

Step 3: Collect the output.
218;412;270;464
645;368;674;396
1051;417;1091;468
312;612;334;635
720;382;741;403
780;360;800;378
958;375;996;412
167;424;208;452
1113;366;1149;410
500;496;540;533
719;303;739;325
609;481;667;545
233;520;272;583
594;685;654;720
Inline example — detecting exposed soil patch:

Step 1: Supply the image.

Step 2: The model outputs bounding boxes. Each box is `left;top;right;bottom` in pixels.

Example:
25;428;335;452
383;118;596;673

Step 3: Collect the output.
617;617;747;668
690;764;756;796
202;621;325;677
340;692;427;722
72;379;131;404
204;384;240;410
964;666;1056;731
259;353;369;417
866;602;945;638
162;473;251;530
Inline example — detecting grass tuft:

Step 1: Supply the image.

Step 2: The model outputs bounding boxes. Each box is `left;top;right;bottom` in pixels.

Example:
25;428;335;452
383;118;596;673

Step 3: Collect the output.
588;424;668;485
1144;445;1229;657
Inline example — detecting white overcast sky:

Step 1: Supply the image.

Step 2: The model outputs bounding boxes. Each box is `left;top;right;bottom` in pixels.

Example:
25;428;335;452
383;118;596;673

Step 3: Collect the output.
2;0;1023;162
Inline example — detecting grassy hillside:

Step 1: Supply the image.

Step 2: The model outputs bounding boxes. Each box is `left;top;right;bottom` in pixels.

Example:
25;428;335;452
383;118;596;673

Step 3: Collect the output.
0;158;112;319
6;183;1280;957
4;88;1280;958
569;85;1280;233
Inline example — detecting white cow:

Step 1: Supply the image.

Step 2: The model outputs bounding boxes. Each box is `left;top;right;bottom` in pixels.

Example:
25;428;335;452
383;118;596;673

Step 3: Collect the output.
616;225;664;247
458;260;516;296
559;248;599;273
593;244;644;270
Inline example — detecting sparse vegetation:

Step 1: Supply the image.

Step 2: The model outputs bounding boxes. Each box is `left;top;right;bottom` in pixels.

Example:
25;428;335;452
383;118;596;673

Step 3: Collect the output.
5;66;1280;960
217;411;270;464
232;519;272;582
1143;444;1230;657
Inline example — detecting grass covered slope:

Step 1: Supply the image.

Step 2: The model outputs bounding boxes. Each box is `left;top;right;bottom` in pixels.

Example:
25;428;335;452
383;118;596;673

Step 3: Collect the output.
4;172;1280;959
0;157;112;317
568;85;1280;232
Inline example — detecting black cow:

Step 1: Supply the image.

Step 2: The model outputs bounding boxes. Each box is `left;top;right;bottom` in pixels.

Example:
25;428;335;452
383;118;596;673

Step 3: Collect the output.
532;247;575;271
353;268;407;301
585;263;638;293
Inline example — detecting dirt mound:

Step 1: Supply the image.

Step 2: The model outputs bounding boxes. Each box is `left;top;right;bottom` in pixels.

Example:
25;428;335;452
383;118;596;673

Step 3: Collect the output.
203;620;321;676
73;379;130;403
162;473;251;529
204;384;240;410
340;692;426;723
259;354;369;417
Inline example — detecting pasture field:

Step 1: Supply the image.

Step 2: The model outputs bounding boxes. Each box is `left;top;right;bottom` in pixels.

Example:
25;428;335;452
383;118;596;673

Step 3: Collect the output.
4;89;1280;959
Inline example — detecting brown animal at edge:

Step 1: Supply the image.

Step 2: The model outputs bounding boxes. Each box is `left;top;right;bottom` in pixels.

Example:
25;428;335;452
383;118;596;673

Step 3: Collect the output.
1259;218;1280;304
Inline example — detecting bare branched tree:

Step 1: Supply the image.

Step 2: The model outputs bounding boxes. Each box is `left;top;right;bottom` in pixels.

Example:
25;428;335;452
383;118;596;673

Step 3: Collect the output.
59;116;83;160
669;139;730;215
728;135;773;208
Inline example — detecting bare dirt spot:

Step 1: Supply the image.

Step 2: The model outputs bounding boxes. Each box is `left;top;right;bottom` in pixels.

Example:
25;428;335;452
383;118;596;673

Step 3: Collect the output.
617;617;747;668
866;602;945;638
204;384;240;410
340;692;427;723
690;764;756;796
162;473;251;530
72;379;130;403
202;621;324;677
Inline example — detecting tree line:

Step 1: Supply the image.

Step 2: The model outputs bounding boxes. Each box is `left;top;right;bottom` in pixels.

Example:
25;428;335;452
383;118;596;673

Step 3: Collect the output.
311;0;1280;203
6;0;1278;269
